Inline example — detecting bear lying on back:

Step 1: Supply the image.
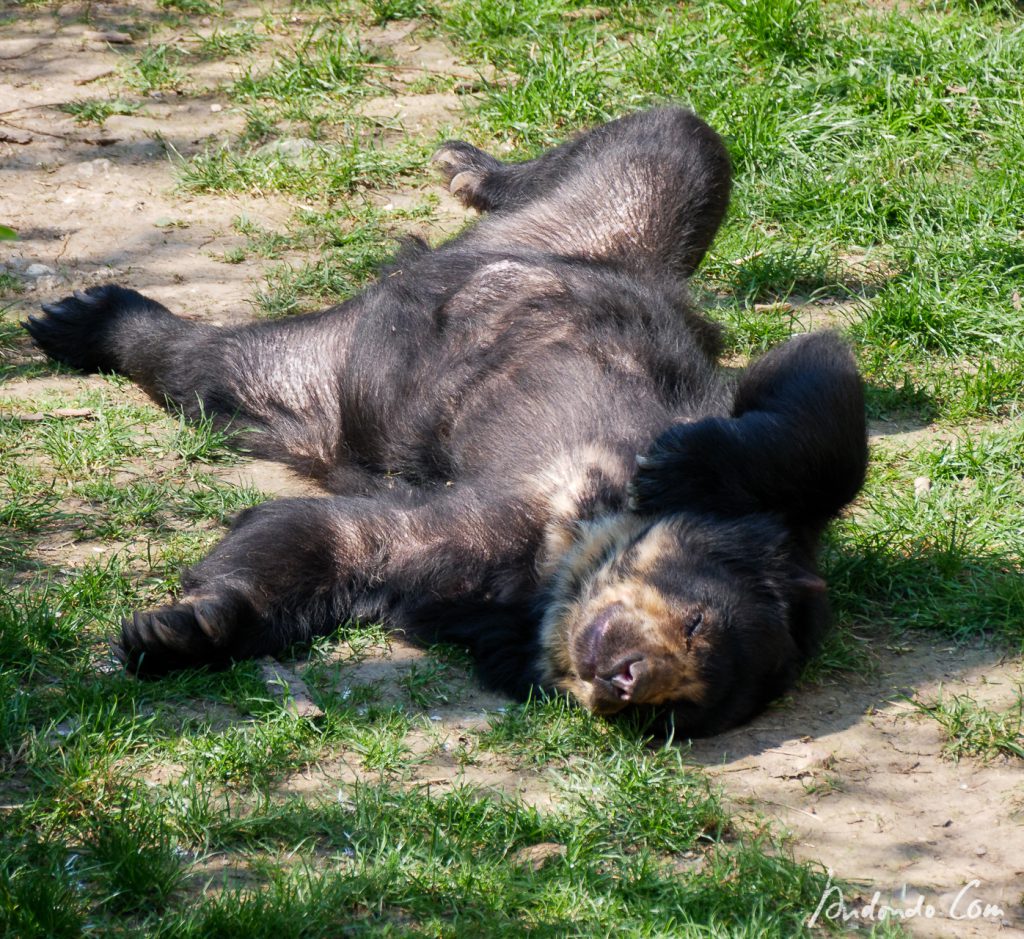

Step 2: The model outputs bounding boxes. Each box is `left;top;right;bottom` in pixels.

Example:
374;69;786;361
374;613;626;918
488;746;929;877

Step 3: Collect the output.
26;108;868;736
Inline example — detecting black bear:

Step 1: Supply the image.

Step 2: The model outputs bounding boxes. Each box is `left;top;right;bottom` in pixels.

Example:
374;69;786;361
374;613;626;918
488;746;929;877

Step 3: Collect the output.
25;108;868;736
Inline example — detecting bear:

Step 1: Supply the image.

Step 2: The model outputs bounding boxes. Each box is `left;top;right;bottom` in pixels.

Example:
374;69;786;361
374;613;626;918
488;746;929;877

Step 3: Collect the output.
24;107;868;736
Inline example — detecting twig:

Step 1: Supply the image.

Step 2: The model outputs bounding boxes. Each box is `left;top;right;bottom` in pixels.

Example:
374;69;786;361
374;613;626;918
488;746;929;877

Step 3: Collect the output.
761;799;820;819
76;68;116;85
358;61;481;77
55;232;73;263
0;115;117;145
0;101;66;118
731;249;766;267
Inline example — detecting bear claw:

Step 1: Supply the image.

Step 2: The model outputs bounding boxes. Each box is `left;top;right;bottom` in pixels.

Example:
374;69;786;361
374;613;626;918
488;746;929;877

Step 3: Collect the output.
118;600;232;676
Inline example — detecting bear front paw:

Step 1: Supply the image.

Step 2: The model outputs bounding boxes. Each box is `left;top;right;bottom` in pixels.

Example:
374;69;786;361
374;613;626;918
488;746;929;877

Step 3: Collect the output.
116;596;237;677
23;284;140;373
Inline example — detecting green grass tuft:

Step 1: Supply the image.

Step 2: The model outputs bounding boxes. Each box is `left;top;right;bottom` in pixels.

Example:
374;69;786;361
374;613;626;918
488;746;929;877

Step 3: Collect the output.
58;98;141;126
124;45;185;93
912;689;1024;761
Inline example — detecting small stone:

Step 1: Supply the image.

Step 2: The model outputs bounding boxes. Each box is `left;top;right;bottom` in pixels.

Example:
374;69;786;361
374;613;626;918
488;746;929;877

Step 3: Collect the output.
75;158;113;179
913;476;932;498
87;266;124;282
672;853;706;875
35;275;62;293
74;68;116;86
257;137;317;159
25;263;54;277
209;103;223;113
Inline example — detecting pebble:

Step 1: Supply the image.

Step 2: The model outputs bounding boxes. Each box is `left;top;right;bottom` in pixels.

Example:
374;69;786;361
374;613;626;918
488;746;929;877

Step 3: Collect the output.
25;263;54;277
34;275;62;293
86;266;124;283
74;158;114;179
85;30;133;44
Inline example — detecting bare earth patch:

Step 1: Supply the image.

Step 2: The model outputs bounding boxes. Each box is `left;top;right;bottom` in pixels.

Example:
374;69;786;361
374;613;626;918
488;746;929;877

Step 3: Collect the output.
268;635;560;808
690;644;1024;935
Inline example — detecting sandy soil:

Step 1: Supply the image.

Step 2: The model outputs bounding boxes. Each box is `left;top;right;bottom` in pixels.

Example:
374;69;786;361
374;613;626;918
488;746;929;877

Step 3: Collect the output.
690;645;1024;936
278;636;561;810
2;4;1021;935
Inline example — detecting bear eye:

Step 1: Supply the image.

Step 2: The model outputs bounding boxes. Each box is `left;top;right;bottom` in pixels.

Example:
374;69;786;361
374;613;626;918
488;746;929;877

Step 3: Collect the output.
684;611;704;637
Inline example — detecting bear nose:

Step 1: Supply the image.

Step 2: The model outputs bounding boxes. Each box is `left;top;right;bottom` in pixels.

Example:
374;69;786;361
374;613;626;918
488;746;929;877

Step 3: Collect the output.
601;655;646;702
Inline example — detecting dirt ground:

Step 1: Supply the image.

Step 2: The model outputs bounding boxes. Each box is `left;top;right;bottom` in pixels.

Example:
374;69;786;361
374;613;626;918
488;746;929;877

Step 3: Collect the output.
2;4;1021;935
691;645;1024;936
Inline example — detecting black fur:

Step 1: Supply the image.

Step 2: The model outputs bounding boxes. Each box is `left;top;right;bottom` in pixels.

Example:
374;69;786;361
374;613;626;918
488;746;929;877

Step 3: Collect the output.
25;108;868;735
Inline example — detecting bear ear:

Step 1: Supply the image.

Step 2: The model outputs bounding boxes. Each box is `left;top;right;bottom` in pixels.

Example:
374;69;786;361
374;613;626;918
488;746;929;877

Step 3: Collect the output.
790;566;827;594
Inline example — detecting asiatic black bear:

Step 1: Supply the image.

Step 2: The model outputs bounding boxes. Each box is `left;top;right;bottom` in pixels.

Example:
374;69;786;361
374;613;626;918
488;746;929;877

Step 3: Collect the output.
26;108;867;735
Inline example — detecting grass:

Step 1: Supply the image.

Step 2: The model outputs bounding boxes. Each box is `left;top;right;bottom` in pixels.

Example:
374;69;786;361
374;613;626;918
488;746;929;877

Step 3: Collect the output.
231;31;389;105
58;98;141;126
824;423;1024;648
159;0;223;13
912;688;1024;761
197;22;265;56
0;272;23;295
180;136;424;203
252;202;436;314
124;45;184;94
4;0;1024;933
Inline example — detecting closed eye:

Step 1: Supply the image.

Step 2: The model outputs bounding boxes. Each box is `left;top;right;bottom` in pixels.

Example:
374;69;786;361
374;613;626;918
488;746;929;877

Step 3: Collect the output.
684;611;703;637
